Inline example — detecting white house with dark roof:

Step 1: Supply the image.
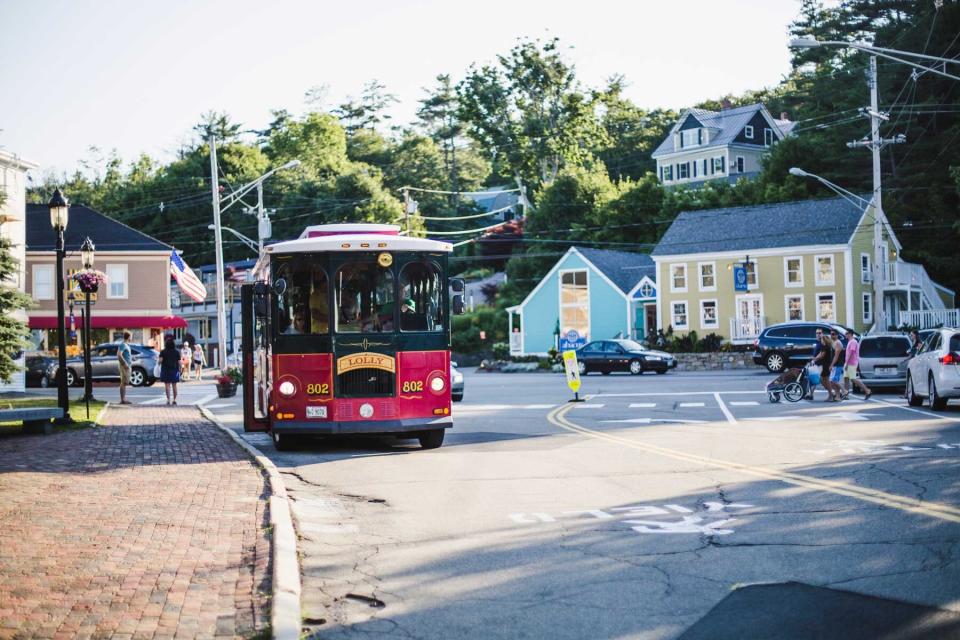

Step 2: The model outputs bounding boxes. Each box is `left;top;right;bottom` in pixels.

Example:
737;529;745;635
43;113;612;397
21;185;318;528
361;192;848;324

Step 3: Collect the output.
652;103;795;188
651;196;954;344
505;247;657;356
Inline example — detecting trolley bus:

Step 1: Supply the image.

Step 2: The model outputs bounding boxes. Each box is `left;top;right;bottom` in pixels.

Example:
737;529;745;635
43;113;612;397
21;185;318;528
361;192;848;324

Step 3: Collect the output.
239;223;464;451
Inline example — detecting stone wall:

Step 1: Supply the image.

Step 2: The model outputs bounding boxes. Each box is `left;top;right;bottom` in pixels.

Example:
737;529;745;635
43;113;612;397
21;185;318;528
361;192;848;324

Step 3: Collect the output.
671;352;762;371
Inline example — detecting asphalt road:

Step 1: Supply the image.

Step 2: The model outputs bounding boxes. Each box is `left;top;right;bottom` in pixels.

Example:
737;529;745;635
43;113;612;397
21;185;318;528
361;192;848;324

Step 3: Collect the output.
47;370;960;638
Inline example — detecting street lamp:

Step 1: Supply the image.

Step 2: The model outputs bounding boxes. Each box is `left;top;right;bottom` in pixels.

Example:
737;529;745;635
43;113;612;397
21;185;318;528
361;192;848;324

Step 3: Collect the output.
790;167;885;331
207;224;259;253
208;138;300;370
48;189;72;424
788;37;960;82
79;237;96;403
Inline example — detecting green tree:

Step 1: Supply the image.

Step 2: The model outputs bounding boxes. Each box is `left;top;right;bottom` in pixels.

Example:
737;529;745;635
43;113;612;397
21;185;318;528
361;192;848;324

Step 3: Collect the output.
458;38;606;194
0;192;32;383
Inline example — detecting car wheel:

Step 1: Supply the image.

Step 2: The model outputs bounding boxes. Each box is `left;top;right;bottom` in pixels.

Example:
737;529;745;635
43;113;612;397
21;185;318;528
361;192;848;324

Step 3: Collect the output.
764;352;786;373
577;361;587;375
65;369;80;387
452;393;463;402
39;375;49;388
419;429;445;449
129;367;146;387
629;360;643;375
929;374;947;411
906;374;923;407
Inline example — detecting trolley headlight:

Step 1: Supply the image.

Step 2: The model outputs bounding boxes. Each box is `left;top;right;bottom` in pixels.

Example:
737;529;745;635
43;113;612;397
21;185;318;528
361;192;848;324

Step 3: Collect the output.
278;380;296;397
430;376;446;392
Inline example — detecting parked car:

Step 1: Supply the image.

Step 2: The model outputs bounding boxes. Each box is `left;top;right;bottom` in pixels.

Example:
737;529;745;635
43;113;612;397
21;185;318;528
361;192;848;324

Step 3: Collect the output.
49;343;158;387
575;339;675;375
857;334;912;389
753;322;858;372
905;328;960;410
451;362;464;402
24;352;56;388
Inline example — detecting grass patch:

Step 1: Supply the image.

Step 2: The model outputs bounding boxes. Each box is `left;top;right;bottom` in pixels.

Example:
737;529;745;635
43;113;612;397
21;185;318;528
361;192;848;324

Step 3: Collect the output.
0;396;107;432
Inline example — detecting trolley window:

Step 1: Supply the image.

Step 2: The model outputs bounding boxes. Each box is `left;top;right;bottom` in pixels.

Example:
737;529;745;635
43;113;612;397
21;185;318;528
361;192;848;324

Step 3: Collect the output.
335;262;395;333
399;262;443;332
275;262;329;335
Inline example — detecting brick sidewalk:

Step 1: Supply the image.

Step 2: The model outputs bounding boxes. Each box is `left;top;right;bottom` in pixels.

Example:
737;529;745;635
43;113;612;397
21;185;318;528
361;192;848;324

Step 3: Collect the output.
0;405;271;639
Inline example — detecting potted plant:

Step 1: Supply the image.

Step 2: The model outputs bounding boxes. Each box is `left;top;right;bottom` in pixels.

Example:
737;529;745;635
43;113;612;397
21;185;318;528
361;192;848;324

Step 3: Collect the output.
71;269;108;293
215;367;242;398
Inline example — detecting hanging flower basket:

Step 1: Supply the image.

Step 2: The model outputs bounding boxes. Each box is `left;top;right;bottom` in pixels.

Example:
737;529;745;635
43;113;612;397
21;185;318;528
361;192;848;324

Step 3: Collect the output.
72;270;108;294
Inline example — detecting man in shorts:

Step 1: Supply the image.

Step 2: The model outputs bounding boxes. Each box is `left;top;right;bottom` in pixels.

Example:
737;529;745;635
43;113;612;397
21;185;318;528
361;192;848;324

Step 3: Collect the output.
843;328;873;400
829;329;847;400
117;331;133;405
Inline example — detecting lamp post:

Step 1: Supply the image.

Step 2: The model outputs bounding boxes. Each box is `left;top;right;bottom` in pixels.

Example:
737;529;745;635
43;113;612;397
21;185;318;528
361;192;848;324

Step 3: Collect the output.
48;189;72;424
208;137;299;369
80;237;96;404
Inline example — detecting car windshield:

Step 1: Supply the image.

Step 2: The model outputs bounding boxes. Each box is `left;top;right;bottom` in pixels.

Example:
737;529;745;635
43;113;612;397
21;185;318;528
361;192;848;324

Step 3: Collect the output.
617;340;647;352
860;337;910;358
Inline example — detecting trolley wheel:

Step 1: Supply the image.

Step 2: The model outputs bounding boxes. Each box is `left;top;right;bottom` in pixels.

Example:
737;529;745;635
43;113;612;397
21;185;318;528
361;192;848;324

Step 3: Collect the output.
784;382;804;403
418;429;445;449
271;431;299;452
768;392;781;403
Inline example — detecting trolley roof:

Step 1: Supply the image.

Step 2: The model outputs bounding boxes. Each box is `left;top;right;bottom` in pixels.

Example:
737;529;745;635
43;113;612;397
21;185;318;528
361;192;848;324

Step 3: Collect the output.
259;223;453;264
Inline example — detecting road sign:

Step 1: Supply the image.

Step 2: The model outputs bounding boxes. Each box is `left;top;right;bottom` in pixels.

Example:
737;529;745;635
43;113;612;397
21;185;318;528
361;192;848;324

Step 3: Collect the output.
562;350;581;396
559;329;586;351
733;265;748;292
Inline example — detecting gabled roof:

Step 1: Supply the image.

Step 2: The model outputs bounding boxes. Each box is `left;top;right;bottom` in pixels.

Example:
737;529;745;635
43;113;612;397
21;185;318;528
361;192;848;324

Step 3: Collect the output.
26;204;172;252
576;247;655;294
651;196;868;257
652;103;791;158
463;186;519;214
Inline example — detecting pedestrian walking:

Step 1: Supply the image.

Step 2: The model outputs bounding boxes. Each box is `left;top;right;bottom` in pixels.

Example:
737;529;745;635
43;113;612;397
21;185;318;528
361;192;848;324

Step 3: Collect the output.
909;329;924;356
843;329;873;400
829;330;848;400
192;343;207;380
180;341;192;379
160;335;181;405
117;331;133;405
812;330;839;401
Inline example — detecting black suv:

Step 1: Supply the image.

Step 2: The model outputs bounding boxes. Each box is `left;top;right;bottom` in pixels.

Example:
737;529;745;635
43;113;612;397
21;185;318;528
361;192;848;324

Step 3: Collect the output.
753;322;857;372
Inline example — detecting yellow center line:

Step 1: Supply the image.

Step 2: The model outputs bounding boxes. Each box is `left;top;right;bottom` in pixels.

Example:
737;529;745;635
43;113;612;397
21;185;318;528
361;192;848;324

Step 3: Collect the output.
547;403;960;524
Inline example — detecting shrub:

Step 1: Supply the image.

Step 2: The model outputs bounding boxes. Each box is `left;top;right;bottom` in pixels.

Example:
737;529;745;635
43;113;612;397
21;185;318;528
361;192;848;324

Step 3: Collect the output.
698;333;724;352
492;342;510;360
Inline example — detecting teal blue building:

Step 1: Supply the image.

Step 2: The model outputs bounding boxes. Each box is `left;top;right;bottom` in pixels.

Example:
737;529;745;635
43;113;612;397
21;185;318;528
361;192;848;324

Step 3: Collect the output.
506;247;657;356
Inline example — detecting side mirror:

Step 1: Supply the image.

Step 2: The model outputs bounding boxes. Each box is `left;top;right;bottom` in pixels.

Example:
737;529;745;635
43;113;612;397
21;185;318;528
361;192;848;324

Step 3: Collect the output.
452;294;465;315
450;278;465;294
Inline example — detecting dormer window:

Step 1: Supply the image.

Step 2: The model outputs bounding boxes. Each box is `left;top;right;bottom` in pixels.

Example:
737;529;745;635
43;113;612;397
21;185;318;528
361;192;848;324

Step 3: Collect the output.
764;128;774;146
744;125;754;139
681;129;701;148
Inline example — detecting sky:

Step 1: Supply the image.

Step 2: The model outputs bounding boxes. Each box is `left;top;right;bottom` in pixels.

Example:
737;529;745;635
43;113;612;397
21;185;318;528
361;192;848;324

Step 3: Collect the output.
0;0;803;176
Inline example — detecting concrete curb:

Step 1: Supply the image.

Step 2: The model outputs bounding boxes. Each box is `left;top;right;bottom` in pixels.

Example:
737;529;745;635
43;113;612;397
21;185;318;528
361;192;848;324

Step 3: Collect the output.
199;406;302;640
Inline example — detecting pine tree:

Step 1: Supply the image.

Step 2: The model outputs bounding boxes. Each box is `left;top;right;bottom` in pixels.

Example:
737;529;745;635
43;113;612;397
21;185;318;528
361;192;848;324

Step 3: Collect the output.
0;194;33;382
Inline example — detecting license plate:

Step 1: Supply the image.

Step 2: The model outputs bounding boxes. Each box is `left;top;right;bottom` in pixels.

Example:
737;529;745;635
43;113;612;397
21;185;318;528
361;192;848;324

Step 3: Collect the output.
875;367;897;376
306;406;328;419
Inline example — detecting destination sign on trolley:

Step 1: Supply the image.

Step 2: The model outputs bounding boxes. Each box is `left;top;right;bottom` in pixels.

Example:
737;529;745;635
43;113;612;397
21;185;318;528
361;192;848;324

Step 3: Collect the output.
336;352;397;375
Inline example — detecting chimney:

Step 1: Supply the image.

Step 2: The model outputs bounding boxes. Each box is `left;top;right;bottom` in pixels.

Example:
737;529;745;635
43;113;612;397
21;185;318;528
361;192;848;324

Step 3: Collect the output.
721;99;732;110
780;111;790;121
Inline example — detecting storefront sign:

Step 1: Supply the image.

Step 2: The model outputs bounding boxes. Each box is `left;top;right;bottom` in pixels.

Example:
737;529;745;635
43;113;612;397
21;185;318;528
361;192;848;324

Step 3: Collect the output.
733;265;748;292
559;329;587;351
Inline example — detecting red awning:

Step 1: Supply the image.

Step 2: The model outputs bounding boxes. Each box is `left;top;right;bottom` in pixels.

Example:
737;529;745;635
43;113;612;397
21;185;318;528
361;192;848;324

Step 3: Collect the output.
28;315;188;330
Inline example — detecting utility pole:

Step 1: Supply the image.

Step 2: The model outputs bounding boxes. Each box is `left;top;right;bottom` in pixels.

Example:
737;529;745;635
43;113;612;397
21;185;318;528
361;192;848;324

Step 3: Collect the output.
208;134;228;370
244;181;274;255
847;56;904;332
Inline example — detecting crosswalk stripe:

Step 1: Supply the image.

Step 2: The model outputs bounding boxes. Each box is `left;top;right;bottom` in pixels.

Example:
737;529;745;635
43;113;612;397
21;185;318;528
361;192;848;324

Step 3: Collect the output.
574;404;605;409
629;402;656;408
679;402;705;407
729;401;759;406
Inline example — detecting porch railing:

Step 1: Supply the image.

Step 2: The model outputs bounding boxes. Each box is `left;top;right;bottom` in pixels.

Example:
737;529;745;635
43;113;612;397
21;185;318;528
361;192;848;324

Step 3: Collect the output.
728;316;766;343
885;261;945;310
509;331;522;356
898;309;960;330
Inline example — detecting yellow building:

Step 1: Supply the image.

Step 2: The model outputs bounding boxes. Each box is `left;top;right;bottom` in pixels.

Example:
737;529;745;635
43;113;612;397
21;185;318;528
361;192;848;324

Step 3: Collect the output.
651;196;954;343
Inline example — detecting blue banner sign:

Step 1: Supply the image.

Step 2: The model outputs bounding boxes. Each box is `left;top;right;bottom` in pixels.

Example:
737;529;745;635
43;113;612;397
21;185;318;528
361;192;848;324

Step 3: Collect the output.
559;329;587;351
733;265;748;292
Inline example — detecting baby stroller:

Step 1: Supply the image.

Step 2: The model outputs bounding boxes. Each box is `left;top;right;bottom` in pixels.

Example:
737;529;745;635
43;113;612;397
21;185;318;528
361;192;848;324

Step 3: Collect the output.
766;366;815;403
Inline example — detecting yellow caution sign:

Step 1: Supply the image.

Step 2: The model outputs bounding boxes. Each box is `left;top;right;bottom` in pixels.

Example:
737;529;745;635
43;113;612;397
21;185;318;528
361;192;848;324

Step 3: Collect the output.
562;350;581;395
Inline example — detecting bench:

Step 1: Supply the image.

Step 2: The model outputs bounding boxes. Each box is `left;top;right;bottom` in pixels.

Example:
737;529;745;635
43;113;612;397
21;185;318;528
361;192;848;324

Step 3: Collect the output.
0;408;66;435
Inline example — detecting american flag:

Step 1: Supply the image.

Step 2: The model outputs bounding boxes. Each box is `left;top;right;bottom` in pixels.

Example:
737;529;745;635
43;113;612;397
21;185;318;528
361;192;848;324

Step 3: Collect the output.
170;251;206;303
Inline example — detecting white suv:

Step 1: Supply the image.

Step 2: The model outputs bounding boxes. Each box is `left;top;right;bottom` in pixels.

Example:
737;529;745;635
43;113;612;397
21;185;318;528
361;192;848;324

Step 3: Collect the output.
905;328;960;410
